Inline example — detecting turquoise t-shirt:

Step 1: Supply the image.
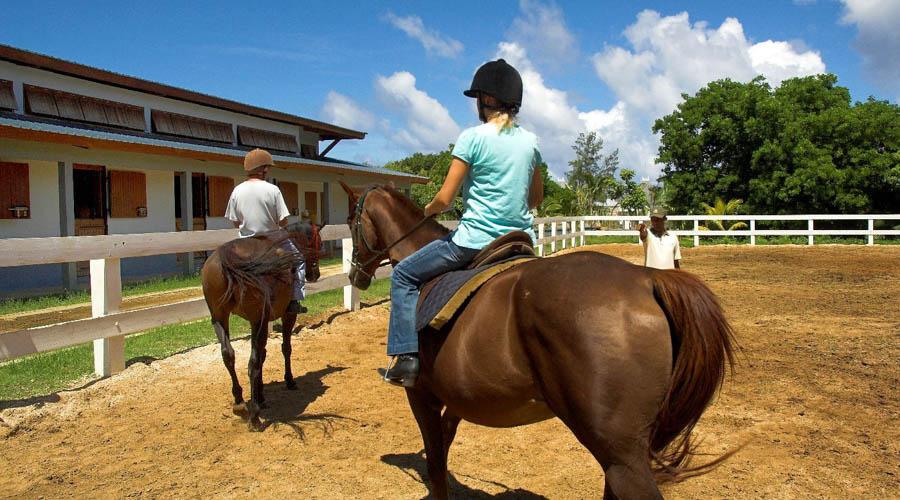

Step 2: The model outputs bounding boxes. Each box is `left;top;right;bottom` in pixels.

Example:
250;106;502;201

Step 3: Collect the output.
450;123;541;249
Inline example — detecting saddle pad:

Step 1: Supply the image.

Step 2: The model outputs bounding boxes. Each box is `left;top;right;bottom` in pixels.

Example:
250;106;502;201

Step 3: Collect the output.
415;256;535;332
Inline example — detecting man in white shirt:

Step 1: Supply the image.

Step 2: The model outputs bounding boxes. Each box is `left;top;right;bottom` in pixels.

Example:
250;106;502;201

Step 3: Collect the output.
225;148;307;313
639;207;682;270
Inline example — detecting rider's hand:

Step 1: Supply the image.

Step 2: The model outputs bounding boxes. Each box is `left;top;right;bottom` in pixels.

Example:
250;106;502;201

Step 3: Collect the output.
424;201;441;217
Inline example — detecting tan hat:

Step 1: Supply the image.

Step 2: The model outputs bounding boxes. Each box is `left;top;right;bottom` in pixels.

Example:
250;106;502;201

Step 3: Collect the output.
650;207;667;219
243;148;274;172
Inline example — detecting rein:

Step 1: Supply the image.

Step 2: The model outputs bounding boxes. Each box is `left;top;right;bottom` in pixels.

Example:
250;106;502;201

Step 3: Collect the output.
350;187;435;280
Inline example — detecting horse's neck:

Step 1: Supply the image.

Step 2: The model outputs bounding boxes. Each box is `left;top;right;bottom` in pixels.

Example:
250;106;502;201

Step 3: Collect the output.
375;196;447;262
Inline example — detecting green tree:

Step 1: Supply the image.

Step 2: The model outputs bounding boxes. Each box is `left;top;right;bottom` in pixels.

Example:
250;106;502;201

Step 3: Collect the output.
653;74;900;214
699;197;748;231
618;169;649;215
566;132;619;215
383;146;463;218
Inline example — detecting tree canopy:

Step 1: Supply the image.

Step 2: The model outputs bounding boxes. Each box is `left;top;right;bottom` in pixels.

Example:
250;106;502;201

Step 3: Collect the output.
653;74;899;214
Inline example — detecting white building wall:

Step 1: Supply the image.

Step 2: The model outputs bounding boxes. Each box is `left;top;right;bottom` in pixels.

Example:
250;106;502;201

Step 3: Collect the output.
0;159;60;238
0;61;320;147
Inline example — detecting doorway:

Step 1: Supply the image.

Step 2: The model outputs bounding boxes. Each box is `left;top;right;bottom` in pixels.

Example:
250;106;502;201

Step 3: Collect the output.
73;164;107;276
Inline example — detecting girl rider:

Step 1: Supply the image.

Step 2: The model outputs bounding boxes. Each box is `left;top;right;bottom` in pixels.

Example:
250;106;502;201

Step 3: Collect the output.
384;59;545;387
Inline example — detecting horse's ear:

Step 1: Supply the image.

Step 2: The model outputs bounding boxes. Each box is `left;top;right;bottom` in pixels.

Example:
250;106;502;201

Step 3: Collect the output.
339;180;355;200
386;181;395;189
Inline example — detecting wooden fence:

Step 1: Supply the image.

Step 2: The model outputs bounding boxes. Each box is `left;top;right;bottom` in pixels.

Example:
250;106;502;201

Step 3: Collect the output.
0;214;896;375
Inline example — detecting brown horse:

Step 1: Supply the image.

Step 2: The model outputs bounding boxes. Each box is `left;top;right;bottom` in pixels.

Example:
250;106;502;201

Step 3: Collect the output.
201;222;321;431
340;182;736;499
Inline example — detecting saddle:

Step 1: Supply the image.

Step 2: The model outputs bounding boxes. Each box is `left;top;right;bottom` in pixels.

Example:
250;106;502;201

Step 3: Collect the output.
416;231;536;332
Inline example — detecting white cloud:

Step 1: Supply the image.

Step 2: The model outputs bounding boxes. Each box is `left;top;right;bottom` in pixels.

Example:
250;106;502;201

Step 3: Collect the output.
583;10;825;179
494;43;652;180
375;71;461;152
840;0;900;97
384;13;464;58
507;0;577;68
320;91;376;131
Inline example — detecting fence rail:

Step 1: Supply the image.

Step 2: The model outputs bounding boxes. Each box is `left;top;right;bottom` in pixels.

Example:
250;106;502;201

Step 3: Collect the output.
1;213;897;372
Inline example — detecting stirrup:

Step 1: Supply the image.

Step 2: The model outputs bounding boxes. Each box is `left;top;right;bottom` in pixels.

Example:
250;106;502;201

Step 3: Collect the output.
382;356;417;388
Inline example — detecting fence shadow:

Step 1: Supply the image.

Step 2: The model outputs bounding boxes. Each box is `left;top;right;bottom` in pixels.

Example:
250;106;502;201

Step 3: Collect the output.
381;450;548;499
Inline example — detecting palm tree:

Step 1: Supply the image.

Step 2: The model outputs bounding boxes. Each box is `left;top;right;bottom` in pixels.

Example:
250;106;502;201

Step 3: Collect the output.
700;198;748;231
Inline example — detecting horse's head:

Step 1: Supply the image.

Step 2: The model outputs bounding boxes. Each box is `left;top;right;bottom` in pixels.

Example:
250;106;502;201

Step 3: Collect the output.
340;181;450;291
285;221;321;282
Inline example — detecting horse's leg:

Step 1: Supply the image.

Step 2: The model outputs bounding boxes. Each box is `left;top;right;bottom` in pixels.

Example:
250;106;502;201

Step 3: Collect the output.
441;410;461;464
281;311;298;390
602;461;661;500
246;316;268;432
212;316;244;411
406;389;451;500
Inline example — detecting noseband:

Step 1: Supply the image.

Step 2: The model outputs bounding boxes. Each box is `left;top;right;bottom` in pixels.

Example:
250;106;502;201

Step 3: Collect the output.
350;187;434;281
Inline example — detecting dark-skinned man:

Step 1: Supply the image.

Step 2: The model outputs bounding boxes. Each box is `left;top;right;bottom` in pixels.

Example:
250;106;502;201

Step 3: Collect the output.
639;207;681;270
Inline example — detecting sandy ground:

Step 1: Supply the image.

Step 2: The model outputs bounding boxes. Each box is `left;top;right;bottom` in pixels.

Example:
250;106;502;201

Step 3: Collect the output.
0;245;897;499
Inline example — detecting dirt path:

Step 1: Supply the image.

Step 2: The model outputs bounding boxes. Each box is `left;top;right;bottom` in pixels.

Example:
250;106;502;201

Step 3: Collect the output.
0;245;897;498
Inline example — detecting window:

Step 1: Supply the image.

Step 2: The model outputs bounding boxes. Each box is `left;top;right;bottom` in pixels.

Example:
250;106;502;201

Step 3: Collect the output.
0;162;30;219
207;176;235;217
0;80;16;111
278;181;299;216
237;126;299;153
23;85;145;130
300;144;317;159
108;170;148;218
151;110;234;144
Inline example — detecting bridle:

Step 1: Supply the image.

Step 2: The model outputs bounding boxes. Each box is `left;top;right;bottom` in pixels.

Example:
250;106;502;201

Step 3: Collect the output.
349;187;435;281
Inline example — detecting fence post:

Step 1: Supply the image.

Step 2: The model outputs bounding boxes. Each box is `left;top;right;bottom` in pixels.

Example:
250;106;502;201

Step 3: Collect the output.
561;221;567;249
750;219;756;246
342;238;360;311
693;219;699;247
808;219;814;246
571;220;576;247
91;258;124;377
550;222;557;254
580;220;585;247
537;223;545;256
868;218;874;246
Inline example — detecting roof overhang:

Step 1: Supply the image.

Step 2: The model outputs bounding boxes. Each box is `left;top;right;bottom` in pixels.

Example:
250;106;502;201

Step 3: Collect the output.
0;117;426;184
0;44;365;141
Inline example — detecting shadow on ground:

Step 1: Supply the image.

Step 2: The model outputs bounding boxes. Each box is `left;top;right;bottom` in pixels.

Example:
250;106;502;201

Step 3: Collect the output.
382;450;548;499
258;365;349;437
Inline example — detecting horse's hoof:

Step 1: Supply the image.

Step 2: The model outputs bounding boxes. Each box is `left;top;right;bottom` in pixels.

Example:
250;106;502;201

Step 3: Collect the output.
248;419;265;432
285;380;297;390
232;402;249;419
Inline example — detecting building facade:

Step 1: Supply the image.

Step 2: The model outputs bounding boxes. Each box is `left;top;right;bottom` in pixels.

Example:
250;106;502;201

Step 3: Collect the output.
0;45;424;297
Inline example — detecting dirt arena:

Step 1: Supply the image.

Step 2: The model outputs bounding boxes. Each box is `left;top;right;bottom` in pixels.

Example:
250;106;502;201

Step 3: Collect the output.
1;245;897;498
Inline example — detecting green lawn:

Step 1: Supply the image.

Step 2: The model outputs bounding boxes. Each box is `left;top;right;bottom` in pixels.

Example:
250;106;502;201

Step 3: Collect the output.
0;274;204;316
0;278;391;402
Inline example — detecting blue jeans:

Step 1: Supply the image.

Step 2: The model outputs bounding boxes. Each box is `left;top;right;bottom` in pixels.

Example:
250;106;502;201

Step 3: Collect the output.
387;235;480;355
280;239;306;301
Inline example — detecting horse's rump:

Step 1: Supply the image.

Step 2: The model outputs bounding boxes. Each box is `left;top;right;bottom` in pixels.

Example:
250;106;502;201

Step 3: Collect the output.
217;236;297;312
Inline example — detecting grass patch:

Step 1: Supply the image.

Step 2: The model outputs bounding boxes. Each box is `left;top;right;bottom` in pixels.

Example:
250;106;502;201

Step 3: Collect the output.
0;277;392;402
0;274;204;316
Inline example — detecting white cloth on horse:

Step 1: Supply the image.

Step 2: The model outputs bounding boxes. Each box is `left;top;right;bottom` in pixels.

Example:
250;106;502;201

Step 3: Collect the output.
280;239;306;301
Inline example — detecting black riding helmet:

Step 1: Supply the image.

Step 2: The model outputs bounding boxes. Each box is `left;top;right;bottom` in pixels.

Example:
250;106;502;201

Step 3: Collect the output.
464;59;523;113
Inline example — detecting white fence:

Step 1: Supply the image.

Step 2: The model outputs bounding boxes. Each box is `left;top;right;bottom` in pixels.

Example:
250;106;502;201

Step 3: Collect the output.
0;213;896;374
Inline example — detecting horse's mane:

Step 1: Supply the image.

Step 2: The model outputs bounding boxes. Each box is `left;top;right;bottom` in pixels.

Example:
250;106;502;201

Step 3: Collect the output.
376;184;450;236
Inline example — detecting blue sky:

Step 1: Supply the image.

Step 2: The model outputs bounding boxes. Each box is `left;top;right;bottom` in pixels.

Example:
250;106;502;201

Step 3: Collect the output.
2;1;898;180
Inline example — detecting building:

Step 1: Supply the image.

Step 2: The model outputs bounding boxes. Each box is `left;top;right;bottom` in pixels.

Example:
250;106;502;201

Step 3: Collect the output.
0;45;425;297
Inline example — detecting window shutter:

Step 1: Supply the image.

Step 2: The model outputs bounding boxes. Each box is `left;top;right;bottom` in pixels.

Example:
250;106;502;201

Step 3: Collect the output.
0;162;30;219
279;181;299;216
108;170;148;218
151;110;234;144
24;85;59;117
237;126;299;153
0;80;16;111
207;176;235;217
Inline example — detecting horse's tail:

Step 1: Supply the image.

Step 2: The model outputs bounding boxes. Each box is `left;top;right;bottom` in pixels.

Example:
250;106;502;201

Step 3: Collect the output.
217;240;296;315
648;269;738;483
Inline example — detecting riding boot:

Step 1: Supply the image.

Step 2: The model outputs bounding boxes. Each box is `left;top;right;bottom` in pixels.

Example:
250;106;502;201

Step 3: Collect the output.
384;354;419;387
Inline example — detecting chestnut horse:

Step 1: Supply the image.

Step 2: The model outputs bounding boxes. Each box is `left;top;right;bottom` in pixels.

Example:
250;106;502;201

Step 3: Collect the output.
340;183;736;499
201;222;321;431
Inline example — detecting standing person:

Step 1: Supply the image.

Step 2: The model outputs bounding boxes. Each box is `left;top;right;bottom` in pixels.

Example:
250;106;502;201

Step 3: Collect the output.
639;207;681;270
225;148;307;313
384;58;545;387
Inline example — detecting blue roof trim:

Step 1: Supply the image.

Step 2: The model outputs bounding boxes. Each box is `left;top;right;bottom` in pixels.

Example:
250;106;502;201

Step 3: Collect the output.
0;116;424;181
